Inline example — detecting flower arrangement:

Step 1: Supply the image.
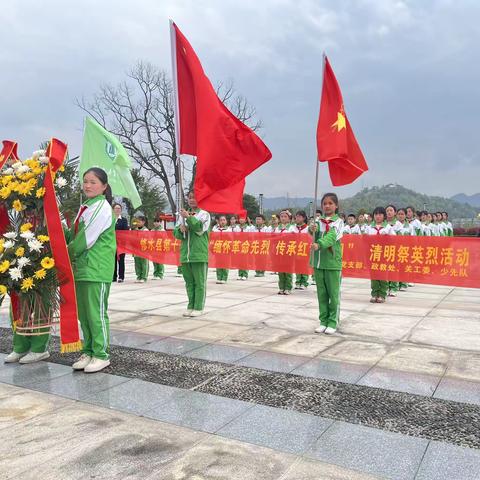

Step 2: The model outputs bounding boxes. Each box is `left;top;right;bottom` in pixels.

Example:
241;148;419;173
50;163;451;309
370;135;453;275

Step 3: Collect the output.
0;149;67;331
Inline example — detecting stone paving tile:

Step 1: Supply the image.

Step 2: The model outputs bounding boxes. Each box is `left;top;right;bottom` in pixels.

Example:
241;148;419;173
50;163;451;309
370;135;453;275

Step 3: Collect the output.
446;351;480;382
145;433;297;480
280;457;382;480
306;421;429;480
110;330;165;348
82;378;185;415
357;367;441;396
415;441;480;480
234;350;309;374
217;404;332;455
187;344;256;363
144;390;253;433
145;337;209;355
0;360;72;388
317;340;388;366
291;358;370;383
29;371;130;400
269;333;340;358
434;377;480;406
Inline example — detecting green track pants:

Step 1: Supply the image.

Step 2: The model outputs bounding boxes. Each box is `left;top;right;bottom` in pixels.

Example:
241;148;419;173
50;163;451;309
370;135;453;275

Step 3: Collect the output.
238;269;249;279
314;269;341;328
10;305;50;353
134;256;149;281
278;272;293;292
153;263;164;279
182;262;208;311
216;268;229;282
76;281;111;360
388;281;399;293
371;280;388;299
295;274;309;287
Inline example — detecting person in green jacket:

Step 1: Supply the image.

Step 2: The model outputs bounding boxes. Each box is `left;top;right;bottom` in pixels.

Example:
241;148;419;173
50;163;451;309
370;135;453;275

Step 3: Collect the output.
311;193;344;335
173;191;211;317
67;167;116;373
151;216;164;280
132;215;149;282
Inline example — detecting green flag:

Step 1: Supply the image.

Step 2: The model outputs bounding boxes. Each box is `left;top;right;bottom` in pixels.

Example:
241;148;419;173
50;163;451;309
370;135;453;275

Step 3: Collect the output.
80;117;142;208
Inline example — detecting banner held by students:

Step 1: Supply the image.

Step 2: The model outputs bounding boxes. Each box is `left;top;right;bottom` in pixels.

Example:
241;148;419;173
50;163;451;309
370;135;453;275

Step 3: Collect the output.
117;230;480;288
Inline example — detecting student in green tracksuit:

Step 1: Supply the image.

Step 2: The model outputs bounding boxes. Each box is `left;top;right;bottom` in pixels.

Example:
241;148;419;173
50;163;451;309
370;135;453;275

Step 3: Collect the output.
235;215;251;280
173;191;211;317
366;207;396;303
133;216;149;282
386;204;403;297
212;214;230;284
151;216;164;280
311;193;344;335
274;210;294;295
67;167;116;373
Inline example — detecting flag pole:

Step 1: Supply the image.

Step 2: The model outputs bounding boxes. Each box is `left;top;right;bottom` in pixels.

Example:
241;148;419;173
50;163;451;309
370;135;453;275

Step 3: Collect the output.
169;19;184;223
312;53;327;220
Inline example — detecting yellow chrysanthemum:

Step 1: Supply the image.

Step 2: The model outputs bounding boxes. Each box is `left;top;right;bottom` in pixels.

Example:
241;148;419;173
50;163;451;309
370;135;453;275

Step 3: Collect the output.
13;199;24;212
26;159;40;170
15;247;25;257
20;223;33;232
0;285;7;296
0;260;10;273
41;257;55;269
37;235;50;243
34;268;47;280
59;165;65;172
21;277;34;292
19;182;35;196
33;167;43;176
36;187;46;198
0;186;11;199
1;175;13;185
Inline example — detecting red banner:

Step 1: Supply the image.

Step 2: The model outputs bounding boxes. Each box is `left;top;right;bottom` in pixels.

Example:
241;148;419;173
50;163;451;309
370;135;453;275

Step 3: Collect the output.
116;231;480;288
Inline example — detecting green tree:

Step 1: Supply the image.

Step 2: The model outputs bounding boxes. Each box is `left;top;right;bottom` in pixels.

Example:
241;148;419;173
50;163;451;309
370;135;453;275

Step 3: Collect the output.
243;193;260;220
124;168;168;223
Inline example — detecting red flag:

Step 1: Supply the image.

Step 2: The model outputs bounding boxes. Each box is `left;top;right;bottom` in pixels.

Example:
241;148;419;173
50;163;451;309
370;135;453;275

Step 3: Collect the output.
316;56;368;186
0;140;19;234
170;21;272;214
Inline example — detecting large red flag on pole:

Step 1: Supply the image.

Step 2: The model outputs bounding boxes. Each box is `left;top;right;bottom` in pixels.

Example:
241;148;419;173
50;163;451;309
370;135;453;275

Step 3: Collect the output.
170;21;272;214
316;56;368;186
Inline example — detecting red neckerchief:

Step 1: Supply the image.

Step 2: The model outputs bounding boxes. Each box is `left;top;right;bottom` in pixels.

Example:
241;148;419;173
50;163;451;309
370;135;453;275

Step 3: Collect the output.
74;205;88;235
296;223;307;232
374;226;382;235
321;219;332;232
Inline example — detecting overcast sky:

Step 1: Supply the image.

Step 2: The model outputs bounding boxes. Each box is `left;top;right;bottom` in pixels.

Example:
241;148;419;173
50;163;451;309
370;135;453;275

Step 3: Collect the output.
2;0;480;199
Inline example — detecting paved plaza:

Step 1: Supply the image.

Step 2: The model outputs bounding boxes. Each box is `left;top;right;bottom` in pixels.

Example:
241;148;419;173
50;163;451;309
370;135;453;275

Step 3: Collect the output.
1;260;480;479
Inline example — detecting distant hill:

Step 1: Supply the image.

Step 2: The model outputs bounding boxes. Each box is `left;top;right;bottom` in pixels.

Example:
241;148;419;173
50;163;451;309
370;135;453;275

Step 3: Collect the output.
262;185;479;219
451;193;480;208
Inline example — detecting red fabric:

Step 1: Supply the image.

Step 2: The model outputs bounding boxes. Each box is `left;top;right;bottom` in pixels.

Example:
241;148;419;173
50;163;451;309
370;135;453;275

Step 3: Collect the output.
316;57;368;186
117;231;480;288
321;219;332;232
74;205;88;234
172;23;272;215
43;139;80;349
0;141;19;235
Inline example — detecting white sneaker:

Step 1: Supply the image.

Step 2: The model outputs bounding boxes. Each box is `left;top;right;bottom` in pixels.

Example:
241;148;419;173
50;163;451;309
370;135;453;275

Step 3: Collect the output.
284;290;291;295
84;357;110;373
4;351;27;363
240;277;247;281
408;283;414;287
190;310;204;317
183;310;193;317
19;351;50;364
388;291;397;297
72;354;92;370
315;326;327;334
325;327;337;335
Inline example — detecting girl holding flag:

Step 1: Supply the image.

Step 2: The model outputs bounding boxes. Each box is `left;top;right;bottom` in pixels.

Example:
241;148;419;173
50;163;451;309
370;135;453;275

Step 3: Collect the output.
68;167;116;373
310;193;344;335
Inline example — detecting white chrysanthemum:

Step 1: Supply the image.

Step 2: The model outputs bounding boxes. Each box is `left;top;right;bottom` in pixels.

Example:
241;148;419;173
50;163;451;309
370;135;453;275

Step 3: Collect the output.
3;241;14;250
32;150;46;159
55;176;67;188
3;168;14;175
11;161;23;170
17;165;31;174
3;231;17;240
20;231;35;240
38;156;50;165
27;239;44;252
9;267;22;281
17;257;31;268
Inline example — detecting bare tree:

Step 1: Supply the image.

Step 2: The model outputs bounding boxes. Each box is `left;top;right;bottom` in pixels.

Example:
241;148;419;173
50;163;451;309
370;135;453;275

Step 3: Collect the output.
76;61;263;213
